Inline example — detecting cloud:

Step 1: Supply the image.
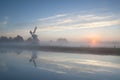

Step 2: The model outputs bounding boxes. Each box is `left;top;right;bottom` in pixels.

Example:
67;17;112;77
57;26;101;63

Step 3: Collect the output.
0;16;8;26
73;19;120;28
38;14;66;21
77;14;112;21
4;13;119;35
4;16;8;20
36;19;120;31
1;21;7;25
11;13;118;31
58;18;72;23
35;13;120;31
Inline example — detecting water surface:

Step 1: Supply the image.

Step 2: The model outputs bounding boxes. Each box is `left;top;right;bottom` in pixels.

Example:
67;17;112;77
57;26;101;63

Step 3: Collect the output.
0;49;120;80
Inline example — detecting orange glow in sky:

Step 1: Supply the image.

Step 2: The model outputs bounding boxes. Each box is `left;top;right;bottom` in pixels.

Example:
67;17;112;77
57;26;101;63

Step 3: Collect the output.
91;39;97;45
87;35;100;46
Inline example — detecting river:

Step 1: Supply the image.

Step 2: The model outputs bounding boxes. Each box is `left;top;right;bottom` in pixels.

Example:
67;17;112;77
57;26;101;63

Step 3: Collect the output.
0;49;120;80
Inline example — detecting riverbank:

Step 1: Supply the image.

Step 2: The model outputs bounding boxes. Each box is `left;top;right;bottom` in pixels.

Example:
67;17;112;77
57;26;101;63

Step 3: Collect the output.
0;44;120;55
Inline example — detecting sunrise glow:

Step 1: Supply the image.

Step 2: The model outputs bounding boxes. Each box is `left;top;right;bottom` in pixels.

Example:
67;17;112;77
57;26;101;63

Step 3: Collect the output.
88;35;100;46
91;39;97;45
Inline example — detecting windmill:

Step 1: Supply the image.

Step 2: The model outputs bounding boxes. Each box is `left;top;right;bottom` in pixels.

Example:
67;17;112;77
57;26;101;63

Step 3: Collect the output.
29;26;39;44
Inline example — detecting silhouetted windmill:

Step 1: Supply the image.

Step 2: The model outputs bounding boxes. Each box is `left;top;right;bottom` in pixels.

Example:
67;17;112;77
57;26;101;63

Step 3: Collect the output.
29;26;39;44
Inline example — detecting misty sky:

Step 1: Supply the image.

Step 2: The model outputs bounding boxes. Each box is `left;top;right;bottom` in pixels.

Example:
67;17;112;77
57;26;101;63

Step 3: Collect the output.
0;0;120;42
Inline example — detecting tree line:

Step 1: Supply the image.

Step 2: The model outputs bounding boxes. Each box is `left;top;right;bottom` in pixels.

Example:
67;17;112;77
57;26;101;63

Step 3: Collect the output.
0;35;32;43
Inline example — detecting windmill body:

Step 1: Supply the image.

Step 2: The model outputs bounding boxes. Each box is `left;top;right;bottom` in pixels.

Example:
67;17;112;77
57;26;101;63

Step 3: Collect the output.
29;27;39;44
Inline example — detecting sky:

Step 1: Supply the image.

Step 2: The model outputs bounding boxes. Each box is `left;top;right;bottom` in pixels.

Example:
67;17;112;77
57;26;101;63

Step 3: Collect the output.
0;0;120;42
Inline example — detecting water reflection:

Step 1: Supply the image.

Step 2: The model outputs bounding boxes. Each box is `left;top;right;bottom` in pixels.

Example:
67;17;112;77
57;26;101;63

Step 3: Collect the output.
29;51;37;67
0;48;23;54
0;48;120;80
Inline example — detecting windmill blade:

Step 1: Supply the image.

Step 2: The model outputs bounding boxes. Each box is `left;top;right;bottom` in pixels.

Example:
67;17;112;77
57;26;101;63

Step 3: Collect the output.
33;26;37;33
29;30;33;35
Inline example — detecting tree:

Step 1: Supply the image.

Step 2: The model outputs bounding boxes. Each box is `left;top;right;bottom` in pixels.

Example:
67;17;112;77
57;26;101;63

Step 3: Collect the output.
0;36;9;43
13;35;24;42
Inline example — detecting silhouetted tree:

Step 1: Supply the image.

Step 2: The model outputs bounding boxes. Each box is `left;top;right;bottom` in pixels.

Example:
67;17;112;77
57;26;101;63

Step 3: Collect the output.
0;36;9;43
56;38;68;44
13;35;24;42
26;37;32;43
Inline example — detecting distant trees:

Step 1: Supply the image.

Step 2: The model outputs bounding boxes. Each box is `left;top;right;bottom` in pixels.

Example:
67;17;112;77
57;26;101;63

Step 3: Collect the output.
56;38;68;44
0;35;69;46
0;36;9;42
13;35;24;42
26;37;32;43
0;35;40;44
0;35;24;43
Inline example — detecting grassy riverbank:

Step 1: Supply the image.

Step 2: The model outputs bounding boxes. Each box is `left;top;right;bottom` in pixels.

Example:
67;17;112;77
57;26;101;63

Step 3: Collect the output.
0;44;120;55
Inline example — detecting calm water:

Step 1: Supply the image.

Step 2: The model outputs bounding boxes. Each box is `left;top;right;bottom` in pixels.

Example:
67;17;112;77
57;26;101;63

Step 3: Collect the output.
0;49;120;80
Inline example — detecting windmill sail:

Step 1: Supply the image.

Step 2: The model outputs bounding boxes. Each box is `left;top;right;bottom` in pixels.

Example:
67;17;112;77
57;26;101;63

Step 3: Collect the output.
33;27;37;33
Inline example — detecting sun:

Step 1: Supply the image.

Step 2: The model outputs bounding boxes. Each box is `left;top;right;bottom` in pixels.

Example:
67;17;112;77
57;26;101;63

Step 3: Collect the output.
88;35;100;46
91;39;97;45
